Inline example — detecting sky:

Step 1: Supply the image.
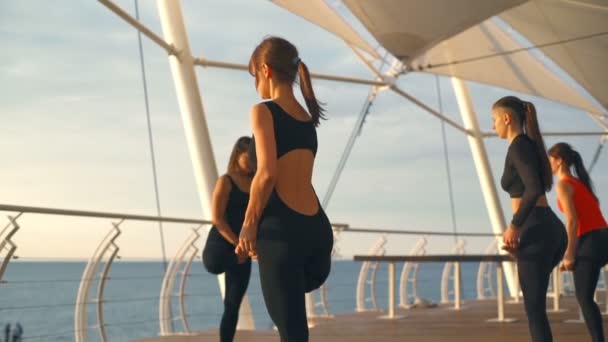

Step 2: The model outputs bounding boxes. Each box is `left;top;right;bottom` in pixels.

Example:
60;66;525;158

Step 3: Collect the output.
0;0;606;260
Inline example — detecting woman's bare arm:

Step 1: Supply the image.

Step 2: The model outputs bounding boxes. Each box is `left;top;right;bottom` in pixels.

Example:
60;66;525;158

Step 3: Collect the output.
556;180;578;265
236;103;277;255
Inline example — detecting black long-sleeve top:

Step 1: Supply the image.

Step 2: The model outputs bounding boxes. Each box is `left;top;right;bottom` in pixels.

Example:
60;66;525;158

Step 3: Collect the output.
500;134;546;228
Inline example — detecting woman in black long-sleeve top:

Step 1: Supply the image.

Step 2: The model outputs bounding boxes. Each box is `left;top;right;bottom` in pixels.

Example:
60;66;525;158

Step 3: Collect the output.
492;96;567;342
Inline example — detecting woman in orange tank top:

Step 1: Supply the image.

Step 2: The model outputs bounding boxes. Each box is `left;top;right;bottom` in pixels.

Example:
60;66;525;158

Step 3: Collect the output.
549;142;608;342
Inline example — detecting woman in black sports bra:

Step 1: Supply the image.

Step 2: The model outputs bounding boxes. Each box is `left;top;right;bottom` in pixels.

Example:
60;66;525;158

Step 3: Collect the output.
492;96;567;342
235;37;333;342
202;136;253;342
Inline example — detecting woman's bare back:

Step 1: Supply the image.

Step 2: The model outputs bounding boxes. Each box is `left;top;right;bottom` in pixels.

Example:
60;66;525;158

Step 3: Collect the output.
272;99;319;216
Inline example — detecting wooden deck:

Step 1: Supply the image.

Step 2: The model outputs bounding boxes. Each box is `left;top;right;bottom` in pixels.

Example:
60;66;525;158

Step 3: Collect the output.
134;297;600;342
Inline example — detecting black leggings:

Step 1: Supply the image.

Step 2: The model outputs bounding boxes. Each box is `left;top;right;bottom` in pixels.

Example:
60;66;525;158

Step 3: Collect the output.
573;228;608;342
203;228;252;342
257;191;333;342
517;207;567;342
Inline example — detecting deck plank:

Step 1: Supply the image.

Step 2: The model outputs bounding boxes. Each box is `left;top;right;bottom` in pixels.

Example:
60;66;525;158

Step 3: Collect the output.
134;297;600;342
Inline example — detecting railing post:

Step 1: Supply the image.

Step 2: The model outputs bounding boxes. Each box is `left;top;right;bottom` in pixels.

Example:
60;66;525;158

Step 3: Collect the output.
0;214;21;284
75;221;122;342
399;238;427;308
96;223;121;342
487;261;517;323
508;263;521;304
388;262;395;318
356;236;387;312
497;264;504;320
454;262;462;310
550;268;567;313
442;239;466;306
159;226;202;335
553;270;560;311
604;266;608;316
477;238;499;300
178;226;202;333
379;261;404;320
379;260;405;320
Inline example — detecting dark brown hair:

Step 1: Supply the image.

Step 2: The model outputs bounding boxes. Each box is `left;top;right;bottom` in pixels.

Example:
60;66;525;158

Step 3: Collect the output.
227;136;252;175
493;95;553;191
548;142;598;202
248;36;326;127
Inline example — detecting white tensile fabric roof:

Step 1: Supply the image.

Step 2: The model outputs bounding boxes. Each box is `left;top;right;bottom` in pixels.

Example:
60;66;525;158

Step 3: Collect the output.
271;0;608;116
408;20;603;116
270;0;379;58
343;0;527;61
500;0;608;113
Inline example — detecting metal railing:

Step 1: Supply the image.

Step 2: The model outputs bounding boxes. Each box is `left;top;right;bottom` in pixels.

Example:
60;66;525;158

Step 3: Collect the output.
0;204;214;342
0;204;349;340
354;254;517;322
4;202;601;341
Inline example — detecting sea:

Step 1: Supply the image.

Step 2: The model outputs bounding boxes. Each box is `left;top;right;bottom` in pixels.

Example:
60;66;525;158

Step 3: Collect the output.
1;260;483;341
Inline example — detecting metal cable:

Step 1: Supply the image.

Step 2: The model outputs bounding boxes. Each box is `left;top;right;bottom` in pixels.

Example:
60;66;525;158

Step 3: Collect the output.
134;0;169;273
435;75;459;243
321;52;390;209
416;32;608;71
22;327;91;341
344;227;498;237
2;273;206;285
588;138;606;173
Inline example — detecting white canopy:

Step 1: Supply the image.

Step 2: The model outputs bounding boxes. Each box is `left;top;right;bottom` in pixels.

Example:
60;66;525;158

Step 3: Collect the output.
408;20;603;116
500;0;608;112
272;0;608;116
270;0;380;58
343;0;526;61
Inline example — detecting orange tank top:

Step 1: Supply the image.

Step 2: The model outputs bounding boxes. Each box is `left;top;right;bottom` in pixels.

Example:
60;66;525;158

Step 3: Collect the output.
557;175;608;237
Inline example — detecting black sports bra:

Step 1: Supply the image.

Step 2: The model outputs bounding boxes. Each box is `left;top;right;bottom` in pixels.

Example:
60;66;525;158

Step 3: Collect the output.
249;101;317;171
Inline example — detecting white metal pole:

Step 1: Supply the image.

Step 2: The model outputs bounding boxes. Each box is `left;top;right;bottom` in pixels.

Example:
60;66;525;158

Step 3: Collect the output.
156;0;254;330
379;261;404;320
99;0;177;56
497;263;505;321
451;77;518;297
550;269;566;313
604;266;608;315
454;262;462;310
513;263;521;303
306;292;316;323
553;270;560;311
487;262;516;323
388;262;395;318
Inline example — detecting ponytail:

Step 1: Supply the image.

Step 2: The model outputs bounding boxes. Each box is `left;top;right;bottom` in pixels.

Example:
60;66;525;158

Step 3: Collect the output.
298;61;325;127
523;101;553;191
572;150;598;202
249;37;327;127
493;96;552;191
549;142;599;203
